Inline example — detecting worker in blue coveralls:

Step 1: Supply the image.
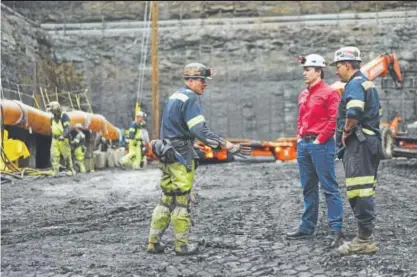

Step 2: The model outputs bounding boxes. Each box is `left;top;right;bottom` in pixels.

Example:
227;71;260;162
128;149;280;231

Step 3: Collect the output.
331;46;381;255
146;63;251;256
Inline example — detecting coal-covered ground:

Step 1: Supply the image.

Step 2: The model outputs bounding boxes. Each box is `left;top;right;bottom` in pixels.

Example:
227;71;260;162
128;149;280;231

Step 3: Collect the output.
1;158;417;277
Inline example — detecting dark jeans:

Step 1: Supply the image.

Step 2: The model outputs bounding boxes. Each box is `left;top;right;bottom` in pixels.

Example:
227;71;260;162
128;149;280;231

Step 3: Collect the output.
297;137;344;233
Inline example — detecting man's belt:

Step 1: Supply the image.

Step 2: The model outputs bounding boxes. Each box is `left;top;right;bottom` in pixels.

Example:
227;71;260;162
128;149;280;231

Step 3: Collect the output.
302;135;317;141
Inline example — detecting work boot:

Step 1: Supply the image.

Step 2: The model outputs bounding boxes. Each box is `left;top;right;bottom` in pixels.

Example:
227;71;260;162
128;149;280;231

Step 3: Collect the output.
175;243;199;256
338;236;377;255
147;242;166;254
329;231;344;248
66;169;76;176
285;229;314;240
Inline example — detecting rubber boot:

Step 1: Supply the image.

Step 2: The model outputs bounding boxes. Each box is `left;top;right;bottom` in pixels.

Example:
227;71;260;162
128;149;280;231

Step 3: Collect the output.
147;242;166;254
175;243;199;256
338;236;377;255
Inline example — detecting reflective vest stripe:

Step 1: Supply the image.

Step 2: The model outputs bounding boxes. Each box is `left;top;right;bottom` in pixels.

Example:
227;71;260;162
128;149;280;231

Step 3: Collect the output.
187;115;205;129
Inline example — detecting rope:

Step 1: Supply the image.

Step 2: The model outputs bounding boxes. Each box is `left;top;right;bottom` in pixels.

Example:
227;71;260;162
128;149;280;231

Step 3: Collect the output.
136;1;152;106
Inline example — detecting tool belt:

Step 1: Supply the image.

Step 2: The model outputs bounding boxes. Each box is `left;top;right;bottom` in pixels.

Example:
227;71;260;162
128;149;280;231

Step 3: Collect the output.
152;138;194;172
171;138;194;172
152;139;182;164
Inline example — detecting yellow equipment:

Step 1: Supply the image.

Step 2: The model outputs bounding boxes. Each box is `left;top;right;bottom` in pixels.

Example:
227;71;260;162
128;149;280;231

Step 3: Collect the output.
0;129;30;172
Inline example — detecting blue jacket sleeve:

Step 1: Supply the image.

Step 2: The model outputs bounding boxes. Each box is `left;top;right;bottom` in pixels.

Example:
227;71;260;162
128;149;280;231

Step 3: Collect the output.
61;113;71;138
344;81;365;121
183;95;226;146
128;121;138;139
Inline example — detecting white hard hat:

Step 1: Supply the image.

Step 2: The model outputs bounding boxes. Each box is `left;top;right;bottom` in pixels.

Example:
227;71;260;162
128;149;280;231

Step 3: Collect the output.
331;46;362;65
47;101;61;112
136;111;144;117
299;54;326;68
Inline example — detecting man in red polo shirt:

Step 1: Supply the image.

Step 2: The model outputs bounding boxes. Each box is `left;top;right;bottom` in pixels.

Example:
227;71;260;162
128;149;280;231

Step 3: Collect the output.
286;54;344;248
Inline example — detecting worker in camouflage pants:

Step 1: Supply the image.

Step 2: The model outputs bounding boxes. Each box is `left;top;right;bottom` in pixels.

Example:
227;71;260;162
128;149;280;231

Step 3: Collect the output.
147;63;250;256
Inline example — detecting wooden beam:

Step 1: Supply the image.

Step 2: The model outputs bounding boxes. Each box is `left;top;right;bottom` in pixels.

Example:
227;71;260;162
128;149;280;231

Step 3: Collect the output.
151;1;160;140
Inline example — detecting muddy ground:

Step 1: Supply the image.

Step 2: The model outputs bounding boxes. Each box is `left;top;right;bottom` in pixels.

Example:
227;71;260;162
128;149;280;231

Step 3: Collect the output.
1;158;417;277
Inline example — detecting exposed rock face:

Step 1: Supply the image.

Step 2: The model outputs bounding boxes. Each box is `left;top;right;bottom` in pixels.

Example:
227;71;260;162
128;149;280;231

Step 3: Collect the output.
2;1;417;23
1;5;52;105
1;2;417;140
46;19;417;139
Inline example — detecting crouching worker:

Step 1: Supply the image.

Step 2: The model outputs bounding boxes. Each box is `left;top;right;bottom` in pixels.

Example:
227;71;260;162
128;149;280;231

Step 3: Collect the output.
119;111;149;169
146;63;251;256
48;101;74;176
71;123;87;173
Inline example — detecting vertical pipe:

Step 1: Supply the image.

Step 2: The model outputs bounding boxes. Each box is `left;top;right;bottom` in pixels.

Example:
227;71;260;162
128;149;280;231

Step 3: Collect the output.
151;1;160;140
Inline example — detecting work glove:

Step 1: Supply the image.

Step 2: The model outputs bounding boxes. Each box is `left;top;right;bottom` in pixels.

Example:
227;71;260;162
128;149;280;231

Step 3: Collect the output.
225;141;252;157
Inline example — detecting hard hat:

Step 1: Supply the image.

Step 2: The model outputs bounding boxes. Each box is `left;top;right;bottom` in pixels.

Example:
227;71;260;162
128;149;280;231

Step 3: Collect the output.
298;54;326;68
136;111;144;117
331;46;362;65
74;123;83;129
183;63;213;80
48;101;61;112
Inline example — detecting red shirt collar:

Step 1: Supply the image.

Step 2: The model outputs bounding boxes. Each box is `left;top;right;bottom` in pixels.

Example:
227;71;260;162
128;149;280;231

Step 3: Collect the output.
307;80;324;93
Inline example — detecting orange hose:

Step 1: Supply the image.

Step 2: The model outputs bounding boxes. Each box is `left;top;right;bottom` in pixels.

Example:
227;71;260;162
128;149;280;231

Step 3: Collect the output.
0;99;120;140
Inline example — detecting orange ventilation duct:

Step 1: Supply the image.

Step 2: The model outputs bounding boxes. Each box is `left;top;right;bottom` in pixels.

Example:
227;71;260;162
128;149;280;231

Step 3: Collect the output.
0;99;120;141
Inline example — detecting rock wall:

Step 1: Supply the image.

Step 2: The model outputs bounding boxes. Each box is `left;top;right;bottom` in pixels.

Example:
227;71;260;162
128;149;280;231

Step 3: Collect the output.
2;1;417;23
47;19;417;139
1;5;52;105
1;3;417;140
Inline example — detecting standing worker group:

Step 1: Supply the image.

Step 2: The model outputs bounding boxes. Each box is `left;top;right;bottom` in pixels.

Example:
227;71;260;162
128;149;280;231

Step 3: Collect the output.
146;63;250;256
47;101;75;176
286;54;344;248
332;46;381;255
120;111;150;169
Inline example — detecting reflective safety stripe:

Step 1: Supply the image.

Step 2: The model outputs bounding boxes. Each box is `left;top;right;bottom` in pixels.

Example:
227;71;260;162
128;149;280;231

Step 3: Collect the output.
347;99;365;110
149;228;163;236
63;121;70;127
347;187;375;199
170;93;189;102
187;115;205;129
361;81;375;90
362;128;376;135
354;76;363;80
175;232;188;241
346;175;375;186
